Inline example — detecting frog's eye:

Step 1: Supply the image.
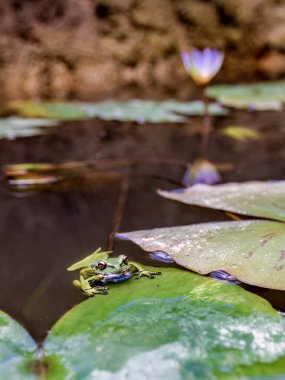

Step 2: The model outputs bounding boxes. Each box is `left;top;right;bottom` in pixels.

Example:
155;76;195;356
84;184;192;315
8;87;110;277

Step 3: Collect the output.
123;255;129;264
96;260;107;270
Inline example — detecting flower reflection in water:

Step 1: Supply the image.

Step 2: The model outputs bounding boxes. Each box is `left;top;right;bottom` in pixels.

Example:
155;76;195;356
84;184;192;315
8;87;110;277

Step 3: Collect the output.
182;159;221;187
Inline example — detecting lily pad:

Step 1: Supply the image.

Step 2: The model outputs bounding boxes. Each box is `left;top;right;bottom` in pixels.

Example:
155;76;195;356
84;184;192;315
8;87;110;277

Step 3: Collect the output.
117;221;285;290
44;267;285;379
207;82;285;110
0;310;37;379
158;181;285;222
0;117;58;140
3;100;227;123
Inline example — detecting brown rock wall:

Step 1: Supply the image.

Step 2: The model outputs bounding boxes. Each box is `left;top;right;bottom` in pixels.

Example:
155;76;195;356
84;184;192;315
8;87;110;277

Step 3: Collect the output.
0;0;284;100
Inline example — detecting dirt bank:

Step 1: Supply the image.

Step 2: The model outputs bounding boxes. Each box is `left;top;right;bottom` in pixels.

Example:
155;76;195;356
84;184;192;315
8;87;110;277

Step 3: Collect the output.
0;0;284;100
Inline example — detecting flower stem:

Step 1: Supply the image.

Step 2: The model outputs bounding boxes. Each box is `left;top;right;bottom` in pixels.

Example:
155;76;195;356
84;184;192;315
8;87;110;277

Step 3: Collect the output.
200;86;213;156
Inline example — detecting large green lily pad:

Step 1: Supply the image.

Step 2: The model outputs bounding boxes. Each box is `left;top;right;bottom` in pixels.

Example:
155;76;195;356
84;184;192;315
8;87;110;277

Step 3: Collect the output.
118;221;285;290
206;82;285;110
3;100;227;123
158;181;285;222
0;310;37;379
44;267;285;379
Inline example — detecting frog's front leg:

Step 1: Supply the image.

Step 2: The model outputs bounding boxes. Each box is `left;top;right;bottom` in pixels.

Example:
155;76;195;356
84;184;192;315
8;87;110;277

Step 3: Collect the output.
129;261;161;279
73;273;108;297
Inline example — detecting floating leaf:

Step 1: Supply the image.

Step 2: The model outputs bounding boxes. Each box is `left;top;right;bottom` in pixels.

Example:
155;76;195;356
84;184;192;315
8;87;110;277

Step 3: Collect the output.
0;117;58;139
3;100;227;123
44;267;285;379
0;310;37;379
117;221;285;290
158;181;285;222
207;82;285;110
221;126;262;141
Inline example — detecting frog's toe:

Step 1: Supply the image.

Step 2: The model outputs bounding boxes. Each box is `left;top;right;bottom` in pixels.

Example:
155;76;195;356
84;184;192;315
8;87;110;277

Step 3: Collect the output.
83;290;95;297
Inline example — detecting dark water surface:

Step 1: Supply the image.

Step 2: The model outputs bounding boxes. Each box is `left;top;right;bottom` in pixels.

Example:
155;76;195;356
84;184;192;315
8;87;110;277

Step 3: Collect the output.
0;110;285;342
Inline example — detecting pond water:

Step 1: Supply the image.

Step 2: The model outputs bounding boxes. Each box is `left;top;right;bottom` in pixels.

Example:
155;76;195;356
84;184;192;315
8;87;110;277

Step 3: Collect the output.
0;109;284;342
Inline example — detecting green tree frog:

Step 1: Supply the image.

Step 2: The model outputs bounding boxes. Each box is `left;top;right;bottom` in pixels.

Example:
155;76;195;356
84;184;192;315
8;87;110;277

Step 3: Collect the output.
67;248;161;297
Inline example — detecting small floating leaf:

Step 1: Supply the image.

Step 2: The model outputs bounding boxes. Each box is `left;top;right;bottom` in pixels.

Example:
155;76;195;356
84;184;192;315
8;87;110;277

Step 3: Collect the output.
221;126;262;141
207;82;285;111
44;267;285;379
117;220;285;290
0;310;37;379
158;181;285;222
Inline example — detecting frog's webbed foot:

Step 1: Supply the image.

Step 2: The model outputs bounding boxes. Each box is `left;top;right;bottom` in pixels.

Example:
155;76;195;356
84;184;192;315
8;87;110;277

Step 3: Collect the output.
135;270;161;280
82;286;109;297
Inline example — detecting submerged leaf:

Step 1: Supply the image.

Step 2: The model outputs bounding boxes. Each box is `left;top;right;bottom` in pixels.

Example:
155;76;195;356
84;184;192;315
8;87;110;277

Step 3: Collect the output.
207;82;285;111
0;310;37;379
44;267;285;379
117;221;285;290
221;126;261;141
158;181;285;222
3;100;227;123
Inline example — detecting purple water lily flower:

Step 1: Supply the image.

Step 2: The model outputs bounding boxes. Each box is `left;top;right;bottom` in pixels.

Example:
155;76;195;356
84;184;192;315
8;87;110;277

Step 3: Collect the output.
181;48;224;85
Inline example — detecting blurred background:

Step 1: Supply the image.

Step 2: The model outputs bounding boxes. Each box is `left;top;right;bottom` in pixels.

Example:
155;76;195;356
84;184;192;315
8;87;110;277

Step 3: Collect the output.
0;0;284;101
